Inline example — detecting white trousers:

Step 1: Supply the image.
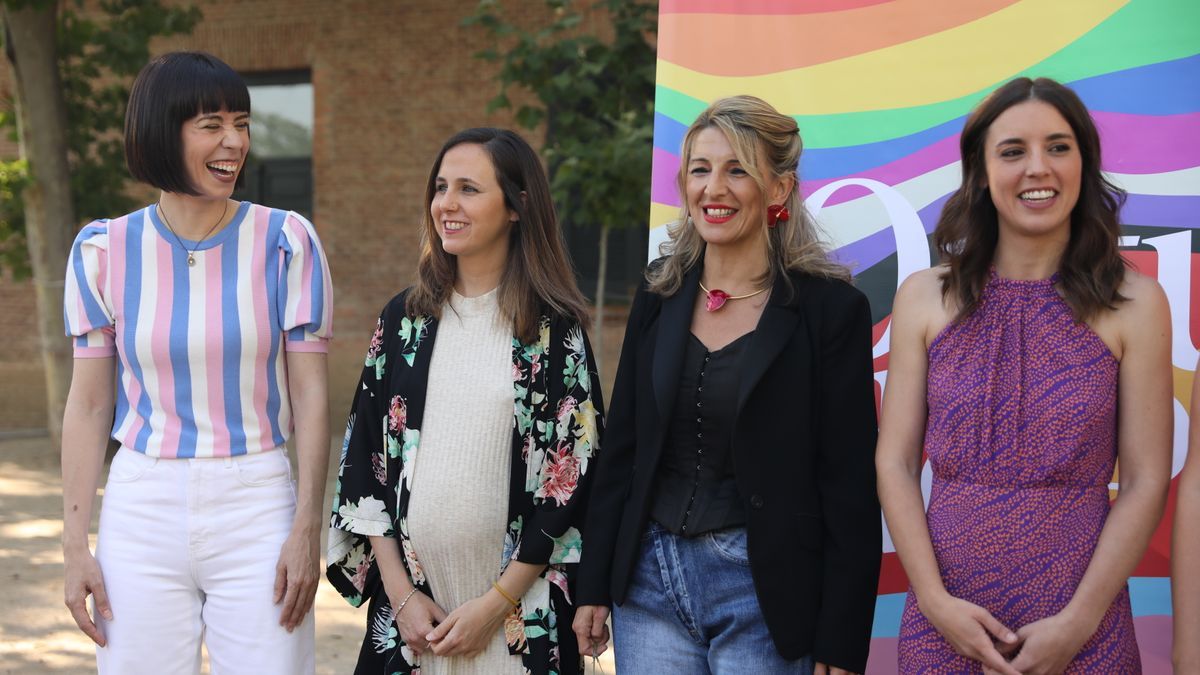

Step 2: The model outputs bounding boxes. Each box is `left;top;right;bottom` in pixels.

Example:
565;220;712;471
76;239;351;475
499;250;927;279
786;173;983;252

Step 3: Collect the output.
95;447;315;675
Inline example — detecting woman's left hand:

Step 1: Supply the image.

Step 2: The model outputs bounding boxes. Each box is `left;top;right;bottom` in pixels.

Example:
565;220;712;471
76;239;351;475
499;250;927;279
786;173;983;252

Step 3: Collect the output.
425;590;512;657
1005;613;1093;675
814;663;856;675
274;525;321;632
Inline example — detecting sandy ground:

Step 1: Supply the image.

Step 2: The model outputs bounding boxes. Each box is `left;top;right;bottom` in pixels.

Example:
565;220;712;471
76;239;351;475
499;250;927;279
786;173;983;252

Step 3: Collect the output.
0;435;615;674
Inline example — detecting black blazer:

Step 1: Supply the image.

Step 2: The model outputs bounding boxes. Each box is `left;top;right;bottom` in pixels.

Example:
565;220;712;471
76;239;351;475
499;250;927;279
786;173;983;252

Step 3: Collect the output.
577;263;881;673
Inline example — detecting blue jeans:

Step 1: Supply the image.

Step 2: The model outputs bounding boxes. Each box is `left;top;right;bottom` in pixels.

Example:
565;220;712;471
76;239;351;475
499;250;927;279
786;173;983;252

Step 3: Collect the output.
612;521;814;674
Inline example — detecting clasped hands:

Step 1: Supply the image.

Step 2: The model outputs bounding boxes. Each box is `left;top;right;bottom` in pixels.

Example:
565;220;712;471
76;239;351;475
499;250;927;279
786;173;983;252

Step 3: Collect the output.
391;586;513;659
923;594;1093;675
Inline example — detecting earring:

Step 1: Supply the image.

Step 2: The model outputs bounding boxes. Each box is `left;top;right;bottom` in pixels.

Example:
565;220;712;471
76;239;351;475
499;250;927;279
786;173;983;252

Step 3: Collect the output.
767;204;790;228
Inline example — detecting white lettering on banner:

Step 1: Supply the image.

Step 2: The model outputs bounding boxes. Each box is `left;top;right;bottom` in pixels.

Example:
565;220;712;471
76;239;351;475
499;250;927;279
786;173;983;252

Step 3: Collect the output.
1140;230;1194;483
806;179;929;555
806;178;930;361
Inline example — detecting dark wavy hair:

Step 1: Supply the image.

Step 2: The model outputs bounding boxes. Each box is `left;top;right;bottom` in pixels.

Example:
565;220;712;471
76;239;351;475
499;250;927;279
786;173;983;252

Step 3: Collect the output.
406;128;589;342
934;77;1127;320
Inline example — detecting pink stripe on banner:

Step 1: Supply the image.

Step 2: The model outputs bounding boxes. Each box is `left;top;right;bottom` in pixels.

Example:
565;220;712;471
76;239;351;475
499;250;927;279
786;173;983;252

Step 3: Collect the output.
652;147;683;208
205;251;230;456
151;234;180;458
252;207;274;451
1096;111;1200;174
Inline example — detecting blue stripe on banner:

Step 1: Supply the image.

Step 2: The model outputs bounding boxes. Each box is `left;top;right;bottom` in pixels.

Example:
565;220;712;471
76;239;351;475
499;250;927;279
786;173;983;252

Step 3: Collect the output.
653;55;1200;180
872;592;907;638
871;578;1172;639
222;218;246;455
1129;576;1173;617
127;211;154;452
70;223;113;331
264;208;286;447
1072;54;1200;116
170;244;196;458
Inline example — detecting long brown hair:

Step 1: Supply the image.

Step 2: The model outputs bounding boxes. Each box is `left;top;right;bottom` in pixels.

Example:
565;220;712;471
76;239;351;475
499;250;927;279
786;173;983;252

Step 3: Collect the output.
934;77;1127;320
407;128;589;342
648;95;848;297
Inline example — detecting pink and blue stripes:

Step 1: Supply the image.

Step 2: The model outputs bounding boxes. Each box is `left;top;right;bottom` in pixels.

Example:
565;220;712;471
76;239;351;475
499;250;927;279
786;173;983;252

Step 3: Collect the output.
63;202;333;458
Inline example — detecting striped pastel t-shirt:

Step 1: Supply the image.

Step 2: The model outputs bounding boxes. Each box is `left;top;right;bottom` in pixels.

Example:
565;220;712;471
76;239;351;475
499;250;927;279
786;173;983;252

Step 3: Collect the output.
63;201;333;458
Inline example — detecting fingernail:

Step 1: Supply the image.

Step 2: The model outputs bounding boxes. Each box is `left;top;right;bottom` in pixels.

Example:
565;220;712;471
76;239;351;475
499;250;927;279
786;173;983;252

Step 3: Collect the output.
103;611;113;620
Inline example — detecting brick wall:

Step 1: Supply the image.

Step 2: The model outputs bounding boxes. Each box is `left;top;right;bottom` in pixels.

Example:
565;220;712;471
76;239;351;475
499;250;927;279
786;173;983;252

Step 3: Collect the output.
0;0;608;430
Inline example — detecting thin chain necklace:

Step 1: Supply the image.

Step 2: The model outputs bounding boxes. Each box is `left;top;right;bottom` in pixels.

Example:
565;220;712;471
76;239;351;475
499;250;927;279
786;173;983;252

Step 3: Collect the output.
157;201;228;267
698;280;768;312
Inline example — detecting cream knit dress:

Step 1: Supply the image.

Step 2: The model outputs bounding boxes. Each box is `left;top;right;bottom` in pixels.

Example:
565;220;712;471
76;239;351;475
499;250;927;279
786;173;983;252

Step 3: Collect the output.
406;288;524;675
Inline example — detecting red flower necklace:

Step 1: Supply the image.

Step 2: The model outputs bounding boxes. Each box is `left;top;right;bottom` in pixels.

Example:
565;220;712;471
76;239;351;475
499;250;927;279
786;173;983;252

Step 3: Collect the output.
698;281;768;312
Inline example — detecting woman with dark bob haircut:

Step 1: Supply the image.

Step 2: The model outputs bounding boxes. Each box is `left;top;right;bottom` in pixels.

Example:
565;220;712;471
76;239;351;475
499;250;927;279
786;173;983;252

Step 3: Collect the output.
62;51;332;673
327;128;602;674
878;77;1172;673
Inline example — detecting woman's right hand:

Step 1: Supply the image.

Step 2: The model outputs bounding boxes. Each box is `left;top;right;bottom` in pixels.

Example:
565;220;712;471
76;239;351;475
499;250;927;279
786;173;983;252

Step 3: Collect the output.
392;590;447;657
920;593;1021;675
572;604;610;657
63;546;112;646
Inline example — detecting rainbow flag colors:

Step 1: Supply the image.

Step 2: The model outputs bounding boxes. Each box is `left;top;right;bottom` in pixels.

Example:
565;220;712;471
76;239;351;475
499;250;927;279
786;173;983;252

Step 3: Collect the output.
652;1;1198;672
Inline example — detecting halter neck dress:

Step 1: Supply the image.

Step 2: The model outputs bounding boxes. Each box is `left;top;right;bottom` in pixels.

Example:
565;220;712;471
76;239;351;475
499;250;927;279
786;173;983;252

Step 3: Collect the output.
896;272;1140;673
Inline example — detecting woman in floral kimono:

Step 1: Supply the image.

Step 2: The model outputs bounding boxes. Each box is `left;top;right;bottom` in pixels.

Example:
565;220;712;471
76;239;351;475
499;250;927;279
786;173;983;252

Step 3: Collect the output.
327;127;602;675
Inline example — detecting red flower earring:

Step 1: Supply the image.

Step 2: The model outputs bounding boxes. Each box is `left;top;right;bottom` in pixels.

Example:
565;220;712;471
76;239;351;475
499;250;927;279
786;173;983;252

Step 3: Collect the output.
767;204;790;228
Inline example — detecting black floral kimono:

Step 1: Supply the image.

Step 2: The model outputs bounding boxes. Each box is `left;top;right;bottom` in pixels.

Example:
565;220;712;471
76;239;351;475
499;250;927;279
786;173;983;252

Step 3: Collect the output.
327;290;603;675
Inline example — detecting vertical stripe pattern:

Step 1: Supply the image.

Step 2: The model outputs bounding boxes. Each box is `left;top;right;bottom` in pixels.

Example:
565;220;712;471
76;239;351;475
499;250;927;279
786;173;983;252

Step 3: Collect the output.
63;202;333;458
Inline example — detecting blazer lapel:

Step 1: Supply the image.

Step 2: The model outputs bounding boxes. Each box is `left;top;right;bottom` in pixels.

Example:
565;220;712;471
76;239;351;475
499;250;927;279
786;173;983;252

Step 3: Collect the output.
652;265;700;429
737;274;799;415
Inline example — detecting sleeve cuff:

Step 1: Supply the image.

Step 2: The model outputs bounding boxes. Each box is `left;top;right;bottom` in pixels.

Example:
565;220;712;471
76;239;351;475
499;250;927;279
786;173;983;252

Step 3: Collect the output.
73;346;117;358
283;338;329;353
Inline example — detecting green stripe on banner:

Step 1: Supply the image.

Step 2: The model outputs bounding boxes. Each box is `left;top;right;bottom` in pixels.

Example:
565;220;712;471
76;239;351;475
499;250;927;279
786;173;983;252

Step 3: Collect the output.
654;0;1200;149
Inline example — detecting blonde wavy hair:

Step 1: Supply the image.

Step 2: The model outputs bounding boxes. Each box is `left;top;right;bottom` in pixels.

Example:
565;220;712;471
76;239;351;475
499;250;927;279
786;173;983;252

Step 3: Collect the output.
647;95;848;296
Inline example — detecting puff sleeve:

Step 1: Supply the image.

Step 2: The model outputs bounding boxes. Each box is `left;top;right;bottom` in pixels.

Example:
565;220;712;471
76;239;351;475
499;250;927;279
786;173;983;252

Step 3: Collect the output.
277;211;333;352
63;221;116;358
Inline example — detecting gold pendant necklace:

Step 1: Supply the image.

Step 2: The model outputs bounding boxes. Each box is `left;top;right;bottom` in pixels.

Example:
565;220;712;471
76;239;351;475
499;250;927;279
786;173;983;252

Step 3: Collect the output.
157;201;228;267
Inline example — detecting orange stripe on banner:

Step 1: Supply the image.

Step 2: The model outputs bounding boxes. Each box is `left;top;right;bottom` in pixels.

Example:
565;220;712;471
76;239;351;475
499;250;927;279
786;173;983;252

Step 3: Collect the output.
660;0;892;14
660;0;1020;76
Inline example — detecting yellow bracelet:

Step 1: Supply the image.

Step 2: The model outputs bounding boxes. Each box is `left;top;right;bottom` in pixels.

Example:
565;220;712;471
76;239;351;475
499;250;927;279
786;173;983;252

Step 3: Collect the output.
492;581;520;607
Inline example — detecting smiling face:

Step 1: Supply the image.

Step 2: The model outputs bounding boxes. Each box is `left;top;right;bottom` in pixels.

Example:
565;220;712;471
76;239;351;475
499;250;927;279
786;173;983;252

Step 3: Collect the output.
685;126;789;254
180;109;249;198
983;99;1082;242
431;142;517;265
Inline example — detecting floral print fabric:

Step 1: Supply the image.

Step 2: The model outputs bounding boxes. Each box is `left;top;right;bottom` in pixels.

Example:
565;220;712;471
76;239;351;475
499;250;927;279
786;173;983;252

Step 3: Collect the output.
327;291;603;675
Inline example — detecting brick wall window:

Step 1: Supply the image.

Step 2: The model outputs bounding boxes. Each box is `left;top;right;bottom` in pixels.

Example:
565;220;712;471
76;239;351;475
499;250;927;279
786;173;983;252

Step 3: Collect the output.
234;70;313;219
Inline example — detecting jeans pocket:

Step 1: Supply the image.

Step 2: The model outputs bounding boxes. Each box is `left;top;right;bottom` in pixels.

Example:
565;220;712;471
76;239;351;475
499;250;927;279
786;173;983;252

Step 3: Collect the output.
234;450;293;487
706;527;751;566
106;448;158;483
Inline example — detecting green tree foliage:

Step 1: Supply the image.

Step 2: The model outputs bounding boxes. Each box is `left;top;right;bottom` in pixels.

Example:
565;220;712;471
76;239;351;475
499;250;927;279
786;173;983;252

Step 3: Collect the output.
0;0;200;277
463;0;656;256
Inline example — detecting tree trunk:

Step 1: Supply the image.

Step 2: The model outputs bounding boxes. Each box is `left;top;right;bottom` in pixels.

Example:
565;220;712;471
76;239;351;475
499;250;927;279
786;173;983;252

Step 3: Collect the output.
592;223;609;377
3;1;76;444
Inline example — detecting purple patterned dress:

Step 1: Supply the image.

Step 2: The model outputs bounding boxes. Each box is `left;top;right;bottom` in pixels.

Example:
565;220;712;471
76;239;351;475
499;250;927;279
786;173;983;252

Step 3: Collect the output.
897;272;1140;673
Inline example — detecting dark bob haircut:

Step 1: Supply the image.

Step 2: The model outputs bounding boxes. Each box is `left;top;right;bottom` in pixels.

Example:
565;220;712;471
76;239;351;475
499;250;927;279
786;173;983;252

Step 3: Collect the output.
934;77;1127;321
125;51;251;195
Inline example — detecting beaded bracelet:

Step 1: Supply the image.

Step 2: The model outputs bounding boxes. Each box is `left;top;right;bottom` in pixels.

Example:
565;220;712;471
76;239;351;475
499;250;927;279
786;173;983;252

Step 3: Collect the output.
394;587;419;616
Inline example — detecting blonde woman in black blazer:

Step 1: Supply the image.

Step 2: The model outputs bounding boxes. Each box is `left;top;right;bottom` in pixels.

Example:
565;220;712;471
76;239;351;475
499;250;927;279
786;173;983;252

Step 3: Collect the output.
574;96;880;674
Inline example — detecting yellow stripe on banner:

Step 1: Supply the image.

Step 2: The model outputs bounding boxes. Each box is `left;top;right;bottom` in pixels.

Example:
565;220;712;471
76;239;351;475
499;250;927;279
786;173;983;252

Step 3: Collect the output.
656;0;1127;115
650;202;681;230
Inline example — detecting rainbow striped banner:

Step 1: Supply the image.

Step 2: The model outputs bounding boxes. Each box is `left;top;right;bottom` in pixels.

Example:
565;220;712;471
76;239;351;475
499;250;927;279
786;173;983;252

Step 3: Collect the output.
652;1;1198;671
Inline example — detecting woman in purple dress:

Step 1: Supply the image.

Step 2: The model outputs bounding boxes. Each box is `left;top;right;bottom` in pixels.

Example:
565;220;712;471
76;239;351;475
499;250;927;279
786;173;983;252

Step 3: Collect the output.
877;77;1173;674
